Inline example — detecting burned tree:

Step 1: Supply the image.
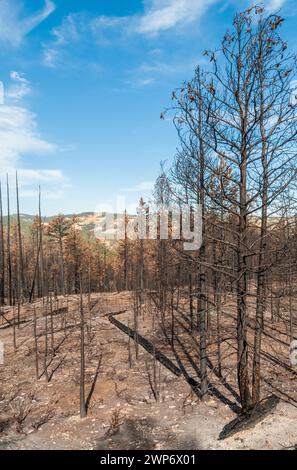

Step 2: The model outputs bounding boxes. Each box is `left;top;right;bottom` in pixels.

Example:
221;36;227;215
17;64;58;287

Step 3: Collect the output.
161;6;297;411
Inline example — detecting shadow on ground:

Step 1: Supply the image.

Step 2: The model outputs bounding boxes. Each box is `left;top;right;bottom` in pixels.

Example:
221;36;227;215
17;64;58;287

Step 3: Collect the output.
96;417;200;450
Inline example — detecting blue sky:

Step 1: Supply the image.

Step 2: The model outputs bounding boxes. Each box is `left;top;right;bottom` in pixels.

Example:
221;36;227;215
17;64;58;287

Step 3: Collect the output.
0;0;297;215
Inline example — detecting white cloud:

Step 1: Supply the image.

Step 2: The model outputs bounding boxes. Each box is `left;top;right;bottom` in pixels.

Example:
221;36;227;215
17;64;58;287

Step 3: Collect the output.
15;171;69;199
41;0;290;73
51;13;81;45
43;47;60;68
264;0;286;13
137;78;156;86
42;13;129;67
42;13;87;67
0;73;67;197
91;15;126;31
21;0;55;35
138;61;189;75
19;186;69;200
127;77;156;88
17;169;65;183
122;181;155;192
136;0;219;35
0;0;55;46
42;0;219;68
0;105;55;170
7;71;31;100
127;56;204;88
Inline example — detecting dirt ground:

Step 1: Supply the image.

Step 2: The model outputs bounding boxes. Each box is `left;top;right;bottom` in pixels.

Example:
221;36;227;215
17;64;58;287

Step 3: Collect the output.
0;291;297;450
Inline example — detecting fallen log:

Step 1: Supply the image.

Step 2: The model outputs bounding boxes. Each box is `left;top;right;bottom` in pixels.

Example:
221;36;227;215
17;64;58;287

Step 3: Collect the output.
219;394;280;440
109;315;182;377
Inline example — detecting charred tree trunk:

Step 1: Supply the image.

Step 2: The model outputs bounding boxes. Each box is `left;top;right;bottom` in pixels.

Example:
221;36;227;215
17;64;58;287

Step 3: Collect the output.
0;182;5;306
80;284;87;418
197;68;208;401
252;47;268;405
16;172;26;302
6;176;12;306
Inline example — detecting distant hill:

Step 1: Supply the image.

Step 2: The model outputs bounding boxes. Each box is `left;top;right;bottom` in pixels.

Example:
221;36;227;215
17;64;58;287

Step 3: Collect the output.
1;212;135;239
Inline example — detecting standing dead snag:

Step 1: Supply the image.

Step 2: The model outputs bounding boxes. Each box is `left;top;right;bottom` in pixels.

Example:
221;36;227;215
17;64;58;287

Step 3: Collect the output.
145;341;161;402
12;305;17;350
33;306;39;379
6;175;12;306
49;293;55;358
123;210;129;291
137;198;146;304
196;67;208;401
160;6;297;412
201;8;297;411
43;300;49;383
16;171;26;302
38;187;45;300
47;215;71;295
127;317;132;368
0;181;5;306
250;11;297;405
133;290;140;360
80;285;87;418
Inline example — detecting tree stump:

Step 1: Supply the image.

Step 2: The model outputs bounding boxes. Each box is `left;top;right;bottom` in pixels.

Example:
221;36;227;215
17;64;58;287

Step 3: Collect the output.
219;395;280;440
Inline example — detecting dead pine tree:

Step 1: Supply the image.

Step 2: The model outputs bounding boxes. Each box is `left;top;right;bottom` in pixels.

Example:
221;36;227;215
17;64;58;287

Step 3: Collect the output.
196;67;208;401
17;300;21;329
6;175;12;306
145;345;161;403
86;247;92;344
137;198;146;305
43;300;49;383
127;317;133;368
79;282;87;418
47;215;70;295
38;187;45;300
198;7;297;410
16;171;26;302
133;288;140;360
166;67;210;400
33;306;39;379
145;315;161;402
123;210;129;291
64;294;69;336
49;292;55;358
0;181;5;306
12;305;17;350
249;10;297;406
